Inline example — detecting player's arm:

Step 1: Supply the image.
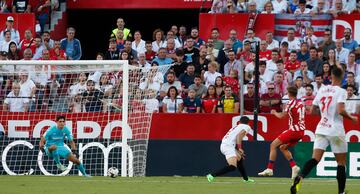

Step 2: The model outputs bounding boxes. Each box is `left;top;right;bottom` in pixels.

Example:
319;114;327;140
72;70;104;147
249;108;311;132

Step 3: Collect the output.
338;102;358;122
64;128;77;154
271;109;286;118
310;105;321;115
69;140;76;151
39;137;46;152
236;130;247;155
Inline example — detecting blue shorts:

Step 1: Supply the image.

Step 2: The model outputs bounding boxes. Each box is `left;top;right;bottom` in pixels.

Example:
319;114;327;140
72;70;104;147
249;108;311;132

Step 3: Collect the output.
45;145;71;159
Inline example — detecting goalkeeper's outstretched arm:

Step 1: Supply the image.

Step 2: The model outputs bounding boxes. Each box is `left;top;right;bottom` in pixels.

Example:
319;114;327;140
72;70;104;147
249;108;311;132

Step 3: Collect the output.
39;137;46;152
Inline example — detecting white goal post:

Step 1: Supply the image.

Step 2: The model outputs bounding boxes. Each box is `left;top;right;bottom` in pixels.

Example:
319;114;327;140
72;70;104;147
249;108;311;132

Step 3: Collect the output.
0;60;171;177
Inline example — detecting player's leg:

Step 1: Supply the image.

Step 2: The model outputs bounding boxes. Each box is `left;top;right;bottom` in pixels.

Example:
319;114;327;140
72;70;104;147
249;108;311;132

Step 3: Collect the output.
67;153;90;177
279;142;300;179
47;145;66;170
331;136;347;194
334;153;347;194
237;158;254;183
258;138;283;176
207;145;237;182
291;135;328;194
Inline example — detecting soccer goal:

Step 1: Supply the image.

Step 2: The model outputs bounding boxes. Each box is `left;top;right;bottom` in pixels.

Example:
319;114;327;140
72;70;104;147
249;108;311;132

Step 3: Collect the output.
0;60;171;177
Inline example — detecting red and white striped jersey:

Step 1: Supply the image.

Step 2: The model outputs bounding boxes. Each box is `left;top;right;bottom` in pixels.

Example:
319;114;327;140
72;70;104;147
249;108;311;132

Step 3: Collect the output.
285;99;305;131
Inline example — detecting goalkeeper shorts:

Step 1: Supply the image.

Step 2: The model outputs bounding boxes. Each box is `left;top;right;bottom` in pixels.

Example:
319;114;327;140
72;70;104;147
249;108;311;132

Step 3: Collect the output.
45;145;72;158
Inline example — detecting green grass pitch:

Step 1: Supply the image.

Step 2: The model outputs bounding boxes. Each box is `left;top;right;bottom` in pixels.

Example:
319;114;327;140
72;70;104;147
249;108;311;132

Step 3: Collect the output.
1;176;360;194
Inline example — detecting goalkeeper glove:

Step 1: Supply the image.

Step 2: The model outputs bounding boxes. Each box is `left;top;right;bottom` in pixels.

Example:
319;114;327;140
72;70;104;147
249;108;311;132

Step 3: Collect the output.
40;146;45;153
71;149;78;156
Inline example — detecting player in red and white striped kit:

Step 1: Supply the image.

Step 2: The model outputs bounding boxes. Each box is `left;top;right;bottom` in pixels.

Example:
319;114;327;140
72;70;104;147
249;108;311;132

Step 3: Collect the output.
258;86;305;179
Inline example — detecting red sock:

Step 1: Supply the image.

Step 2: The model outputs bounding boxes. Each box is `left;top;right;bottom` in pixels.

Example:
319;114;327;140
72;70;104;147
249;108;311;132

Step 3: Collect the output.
267;160;274;169
289;159;296;168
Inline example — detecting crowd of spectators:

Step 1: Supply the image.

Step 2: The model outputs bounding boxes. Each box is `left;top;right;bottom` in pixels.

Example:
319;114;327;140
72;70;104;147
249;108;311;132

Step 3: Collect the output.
0;0;360;114
210;0;360;17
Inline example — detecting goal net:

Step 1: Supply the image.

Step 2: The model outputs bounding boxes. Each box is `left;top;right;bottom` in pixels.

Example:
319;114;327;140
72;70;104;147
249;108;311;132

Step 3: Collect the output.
0;60;171;177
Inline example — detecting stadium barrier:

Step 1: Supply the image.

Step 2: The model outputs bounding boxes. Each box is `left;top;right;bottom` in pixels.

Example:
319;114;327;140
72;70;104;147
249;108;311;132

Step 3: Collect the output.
1;113;359;177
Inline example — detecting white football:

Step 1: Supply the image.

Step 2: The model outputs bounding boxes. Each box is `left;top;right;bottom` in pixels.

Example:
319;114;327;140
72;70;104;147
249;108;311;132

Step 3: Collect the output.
107;167;119;178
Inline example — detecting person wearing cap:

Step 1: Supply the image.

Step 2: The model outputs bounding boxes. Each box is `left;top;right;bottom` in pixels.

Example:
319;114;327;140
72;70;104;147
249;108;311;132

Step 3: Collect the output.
0;16;20;44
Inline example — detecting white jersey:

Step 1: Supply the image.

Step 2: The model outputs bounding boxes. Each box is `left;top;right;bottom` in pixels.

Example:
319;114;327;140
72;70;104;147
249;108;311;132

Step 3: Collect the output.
221;124;251;146
312;85;347;136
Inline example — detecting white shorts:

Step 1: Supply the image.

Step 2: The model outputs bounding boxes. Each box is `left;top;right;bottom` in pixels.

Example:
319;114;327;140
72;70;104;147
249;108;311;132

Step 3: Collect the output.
313;134;347;153
220;144;236;159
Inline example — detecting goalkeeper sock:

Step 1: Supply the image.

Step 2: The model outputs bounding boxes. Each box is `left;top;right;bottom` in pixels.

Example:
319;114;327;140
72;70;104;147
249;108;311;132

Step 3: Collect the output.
337;165;346;194
300;158;318;178
237;159;249;181
51;150;61;165
212;165;236;177
77;163;87;176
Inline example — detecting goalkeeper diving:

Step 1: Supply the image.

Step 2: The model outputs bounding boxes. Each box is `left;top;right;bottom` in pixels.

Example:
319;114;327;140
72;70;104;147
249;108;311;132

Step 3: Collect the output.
39;115;89;177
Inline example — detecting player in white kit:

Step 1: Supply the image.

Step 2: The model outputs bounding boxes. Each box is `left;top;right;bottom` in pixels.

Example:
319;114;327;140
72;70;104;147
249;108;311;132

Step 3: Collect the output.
206;116;254;183
291;67;358;194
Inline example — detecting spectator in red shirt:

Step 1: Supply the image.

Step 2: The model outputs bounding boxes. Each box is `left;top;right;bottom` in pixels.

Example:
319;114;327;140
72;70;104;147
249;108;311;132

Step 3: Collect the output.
223;69;239;95
32;0;51;33
280;41;290;62
244;82;255;114
145;41;156;62
260;83;282;113
273;71;288;97
237;40;252;64
259;40;272;60
285;50;301;74
50;40;66;60
302;84;315;114
202;85;218;113
18;29;36;55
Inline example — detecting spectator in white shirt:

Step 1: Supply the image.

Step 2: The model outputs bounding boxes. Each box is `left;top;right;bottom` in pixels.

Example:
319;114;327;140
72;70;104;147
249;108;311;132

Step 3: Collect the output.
311;0;329;14
0;30;13;52
3;82;29;112
265;32;279;50
203;61;222;87
132;31;146;54
329;0;350;17
330;0;356;13
162;30;181;49
281;28;302;52
272;0;288;13
312;74;325;95
152;29;164;53
335;39;350;64
262;1;275;14
345;85;360;114
143;89;159;113
19;70;36;108
295;0;311;15
0;16;20;44
303;27;318;48
347;52;360;77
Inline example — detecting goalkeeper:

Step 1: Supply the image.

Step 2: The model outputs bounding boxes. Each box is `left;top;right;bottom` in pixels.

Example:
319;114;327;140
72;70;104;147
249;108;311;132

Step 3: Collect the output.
39;115;89;177
206;116;254;183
